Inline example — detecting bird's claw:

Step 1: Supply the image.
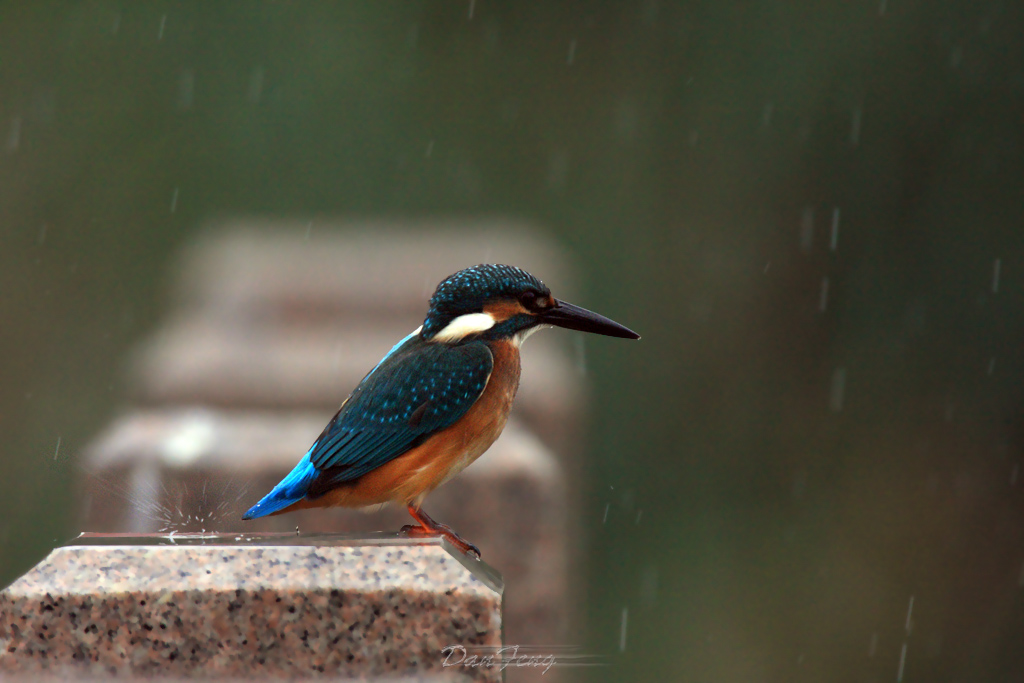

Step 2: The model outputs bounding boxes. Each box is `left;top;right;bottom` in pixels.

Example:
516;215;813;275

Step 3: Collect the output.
401;523;481;558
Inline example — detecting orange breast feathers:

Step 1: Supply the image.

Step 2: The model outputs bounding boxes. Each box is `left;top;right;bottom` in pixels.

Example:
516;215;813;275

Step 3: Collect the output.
297;340;522;510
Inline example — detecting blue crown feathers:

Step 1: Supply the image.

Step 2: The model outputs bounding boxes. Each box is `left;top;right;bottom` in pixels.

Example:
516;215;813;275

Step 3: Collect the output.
421;264;549;339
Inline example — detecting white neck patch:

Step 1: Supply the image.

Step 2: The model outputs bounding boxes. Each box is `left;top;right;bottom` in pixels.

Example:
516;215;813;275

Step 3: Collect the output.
431;312;496;343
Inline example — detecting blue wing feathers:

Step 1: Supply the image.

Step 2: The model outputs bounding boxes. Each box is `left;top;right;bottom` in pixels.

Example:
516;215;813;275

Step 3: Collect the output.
244;334;494;516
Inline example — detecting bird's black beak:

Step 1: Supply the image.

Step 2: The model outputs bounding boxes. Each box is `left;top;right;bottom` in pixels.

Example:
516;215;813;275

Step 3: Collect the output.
541;299;641;340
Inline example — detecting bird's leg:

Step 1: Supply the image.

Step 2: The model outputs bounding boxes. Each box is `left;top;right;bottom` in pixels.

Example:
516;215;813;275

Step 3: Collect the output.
401;504;481;558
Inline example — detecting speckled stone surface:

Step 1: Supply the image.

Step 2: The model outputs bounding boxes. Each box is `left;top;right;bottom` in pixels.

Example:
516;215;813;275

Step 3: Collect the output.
0;535;501;681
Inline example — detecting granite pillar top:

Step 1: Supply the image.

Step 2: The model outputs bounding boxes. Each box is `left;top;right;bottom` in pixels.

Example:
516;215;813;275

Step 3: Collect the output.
0;533;502;681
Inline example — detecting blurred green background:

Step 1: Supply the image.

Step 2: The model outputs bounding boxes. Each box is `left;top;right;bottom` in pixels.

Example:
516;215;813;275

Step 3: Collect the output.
4;1;1024;680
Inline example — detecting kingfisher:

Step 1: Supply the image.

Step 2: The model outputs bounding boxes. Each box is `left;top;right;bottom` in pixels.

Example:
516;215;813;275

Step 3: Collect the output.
243;264;639;556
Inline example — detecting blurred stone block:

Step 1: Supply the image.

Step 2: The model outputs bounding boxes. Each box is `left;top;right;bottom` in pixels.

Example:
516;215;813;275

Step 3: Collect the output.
0;534;501;681
81;409;568;653
128;314;582;447
131;221;586;451
172;219;578;325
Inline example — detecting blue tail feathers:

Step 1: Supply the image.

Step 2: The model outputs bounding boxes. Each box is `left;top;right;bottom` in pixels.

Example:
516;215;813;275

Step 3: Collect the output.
242;449;319;520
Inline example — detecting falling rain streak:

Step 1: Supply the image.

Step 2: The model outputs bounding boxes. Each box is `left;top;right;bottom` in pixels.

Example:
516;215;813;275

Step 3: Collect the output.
170;188;179;213
992;258;1001;293
574;335;587;375
829;208;840;251
950;46;963;69
178;71;195;110
830;367;846;412
619;607;629;652
895;595;913;681
800;207;814;252
7;116;21;152
158;14;166;41
53;436;61;461
567;39;577;65
248;67;264;104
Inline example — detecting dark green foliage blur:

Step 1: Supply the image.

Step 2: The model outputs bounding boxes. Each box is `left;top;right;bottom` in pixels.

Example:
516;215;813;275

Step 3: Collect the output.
3;1;1024;680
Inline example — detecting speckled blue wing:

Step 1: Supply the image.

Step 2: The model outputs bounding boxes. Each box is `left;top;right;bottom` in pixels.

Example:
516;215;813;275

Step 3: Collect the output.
305;337;494;492
243;335;493;519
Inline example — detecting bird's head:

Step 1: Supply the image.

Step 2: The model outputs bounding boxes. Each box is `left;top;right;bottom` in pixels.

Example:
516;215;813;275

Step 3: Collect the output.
421;264;640;344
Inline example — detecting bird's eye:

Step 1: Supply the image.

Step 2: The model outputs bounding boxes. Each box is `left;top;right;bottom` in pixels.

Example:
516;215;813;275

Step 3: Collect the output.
519;290;538;310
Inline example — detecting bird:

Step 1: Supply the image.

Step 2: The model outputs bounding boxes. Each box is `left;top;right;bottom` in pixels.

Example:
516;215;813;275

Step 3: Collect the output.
242;264;639;556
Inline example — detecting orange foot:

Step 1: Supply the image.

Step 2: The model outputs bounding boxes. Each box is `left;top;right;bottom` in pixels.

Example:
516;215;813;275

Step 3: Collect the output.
401;504;481;558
